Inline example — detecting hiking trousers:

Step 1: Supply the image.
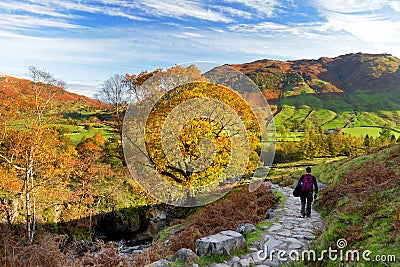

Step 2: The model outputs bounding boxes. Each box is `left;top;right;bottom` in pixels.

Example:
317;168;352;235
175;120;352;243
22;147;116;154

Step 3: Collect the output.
300;191;313;216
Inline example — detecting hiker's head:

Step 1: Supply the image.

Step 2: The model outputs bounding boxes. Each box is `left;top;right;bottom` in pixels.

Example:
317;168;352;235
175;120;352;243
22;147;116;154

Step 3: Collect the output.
306;167;312;173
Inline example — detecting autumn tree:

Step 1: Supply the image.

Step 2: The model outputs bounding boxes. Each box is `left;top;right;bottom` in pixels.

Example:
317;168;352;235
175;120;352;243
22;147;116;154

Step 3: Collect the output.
364;134;371;148
275;126;365;162
145;82;260;187
0;66;69;242
379;124;392;145
123;65;262;205
123;69;161;103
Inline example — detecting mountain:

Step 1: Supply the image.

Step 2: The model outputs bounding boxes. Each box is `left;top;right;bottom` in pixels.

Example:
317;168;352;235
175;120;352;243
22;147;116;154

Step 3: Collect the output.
0;75;105;108
231;53;400;133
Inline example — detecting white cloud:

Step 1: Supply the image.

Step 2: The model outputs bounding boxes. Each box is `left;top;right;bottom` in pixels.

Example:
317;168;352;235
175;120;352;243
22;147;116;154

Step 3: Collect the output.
311;0;400;53
0;2;76;18
12;0;148;22
391;0;400;11
224;0;279;17
0;14;86;29
326;13;400;43
214;6;253;19
210;28;225;33
1;0;400;94
179;32;204;38
226;20;344;44
66;84;100;98
229;22;289;32
313;0;391;13
139;0;233;22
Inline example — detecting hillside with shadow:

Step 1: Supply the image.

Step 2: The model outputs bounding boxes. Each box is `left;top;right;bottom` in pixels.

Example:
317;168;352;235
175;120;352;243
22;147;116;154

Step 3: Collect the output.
232;53;400;132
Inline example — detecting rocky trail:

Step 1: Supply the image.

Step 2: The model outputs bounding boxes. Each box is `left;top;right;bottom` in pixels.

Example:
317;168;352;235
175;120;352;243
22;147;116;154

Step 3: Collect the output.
145;182;325;267
208;182;325;267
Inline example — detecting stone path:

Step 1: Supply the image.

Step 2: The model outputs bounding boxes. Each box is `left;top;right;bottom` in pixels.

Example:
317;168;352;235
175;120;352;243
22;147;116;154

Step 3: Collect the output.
211;182;325;267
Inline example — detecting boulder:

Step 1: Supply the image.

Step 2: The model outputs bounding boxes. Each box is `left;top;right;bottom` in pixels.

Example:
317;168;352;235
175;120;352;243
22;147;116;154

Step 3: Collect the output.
227;256;241;267
236;223;257;235
239;258;252;267
266;209;276;220
170;248;198;263
145;259;170;267
196;230;246;256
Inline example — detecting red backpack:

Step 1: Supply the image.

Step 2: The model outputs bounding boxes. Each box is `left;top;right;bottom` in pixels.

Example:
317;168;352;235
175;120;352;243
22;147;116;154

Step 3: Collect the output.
302;174;313;192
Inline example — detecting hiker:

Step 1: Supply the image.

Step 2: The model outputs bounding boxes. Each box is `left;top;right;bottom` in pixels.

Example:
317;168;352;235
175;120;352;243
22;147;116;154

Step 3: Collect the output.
298;167;318;218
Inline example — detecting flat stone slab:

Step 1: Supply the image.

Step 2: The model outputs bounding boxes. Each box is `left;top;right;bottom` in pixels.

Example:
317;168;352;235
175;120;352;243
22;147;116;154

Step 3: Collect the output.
196;230;246;256
145;259;170;267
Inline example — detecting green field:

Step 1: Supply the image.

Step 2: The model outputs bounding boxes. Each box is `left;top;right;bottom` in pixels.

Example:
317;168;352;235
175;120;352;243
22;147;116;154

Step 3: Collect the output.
321;113;351;129
274;105;295;126
322;98;353;113
264;73;400;133
280;94;325;109
342;126;400;138
347;89;399;112
65;126;115;144
276;132;304;141
282;83;314;97
290;106;310;120
306;109;336;126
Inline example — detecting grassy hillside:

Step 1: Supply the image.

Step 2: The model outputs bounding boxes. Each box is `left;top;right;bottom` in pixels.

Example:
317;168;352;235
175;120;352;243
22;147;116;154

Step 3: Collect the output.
232;53;400;136
0;75;115;145
0;75;105;108
307;145;400;266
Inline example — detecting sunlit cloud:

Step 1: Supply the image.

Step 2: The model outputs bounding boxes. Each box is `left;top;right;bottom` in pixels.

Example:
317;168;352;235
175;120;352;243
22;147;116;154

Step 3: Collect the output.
326;13;400;43
392;1;400;11
313;0;391;13
312;0;400;47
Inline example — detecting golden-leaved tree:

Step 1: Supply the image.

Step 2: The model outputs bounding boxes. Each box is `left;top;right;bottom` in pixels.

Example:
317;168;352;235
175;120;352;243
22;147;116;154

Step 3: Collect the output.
145;81;261;187
123;65;262;204
0;67;72;242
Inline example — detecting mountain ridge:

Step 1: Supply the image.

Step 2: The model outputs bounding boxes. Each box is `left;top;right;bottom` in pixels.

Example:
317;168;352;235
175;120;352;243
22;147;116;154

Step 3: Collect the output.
231;52;400;131
232;52;400;94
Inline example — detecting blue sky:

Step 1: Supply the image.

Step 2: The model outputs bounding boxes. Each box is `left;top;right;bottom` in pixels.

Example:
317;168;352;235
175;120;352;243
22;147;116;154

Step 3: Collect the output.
1;0;400;97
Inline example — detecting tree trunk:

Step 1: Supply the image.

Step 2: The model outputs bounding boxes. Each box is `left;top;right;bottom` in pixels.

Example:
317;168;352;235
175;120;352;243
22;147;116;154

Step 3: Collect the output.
25;171;31;242
25;161;35;242
30;172;36;243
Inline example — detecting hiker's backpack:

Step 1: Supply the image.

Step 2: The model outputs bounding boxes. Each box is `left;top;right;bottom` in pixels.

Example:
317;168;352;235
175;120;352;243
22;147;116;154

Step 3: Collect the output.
301;174;313;192
293;181;302;197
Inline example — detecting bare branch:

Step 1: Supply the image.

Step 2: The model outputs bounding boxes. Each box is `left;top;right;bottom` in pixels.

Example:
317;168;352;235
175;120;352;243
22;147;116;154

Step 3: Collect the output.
0;153;25;171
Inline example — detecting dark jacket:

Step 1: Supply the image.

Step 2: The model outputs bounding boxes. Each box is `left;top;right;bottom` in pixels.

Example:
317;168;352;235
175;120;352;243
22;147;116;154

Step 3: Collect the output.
299;174;318;194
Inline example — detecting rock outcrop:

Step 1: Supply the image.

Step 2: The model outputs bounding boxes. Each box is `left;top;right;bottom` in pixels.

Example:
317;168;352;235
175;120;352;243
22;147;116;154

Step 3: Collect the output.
196;230;247;256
